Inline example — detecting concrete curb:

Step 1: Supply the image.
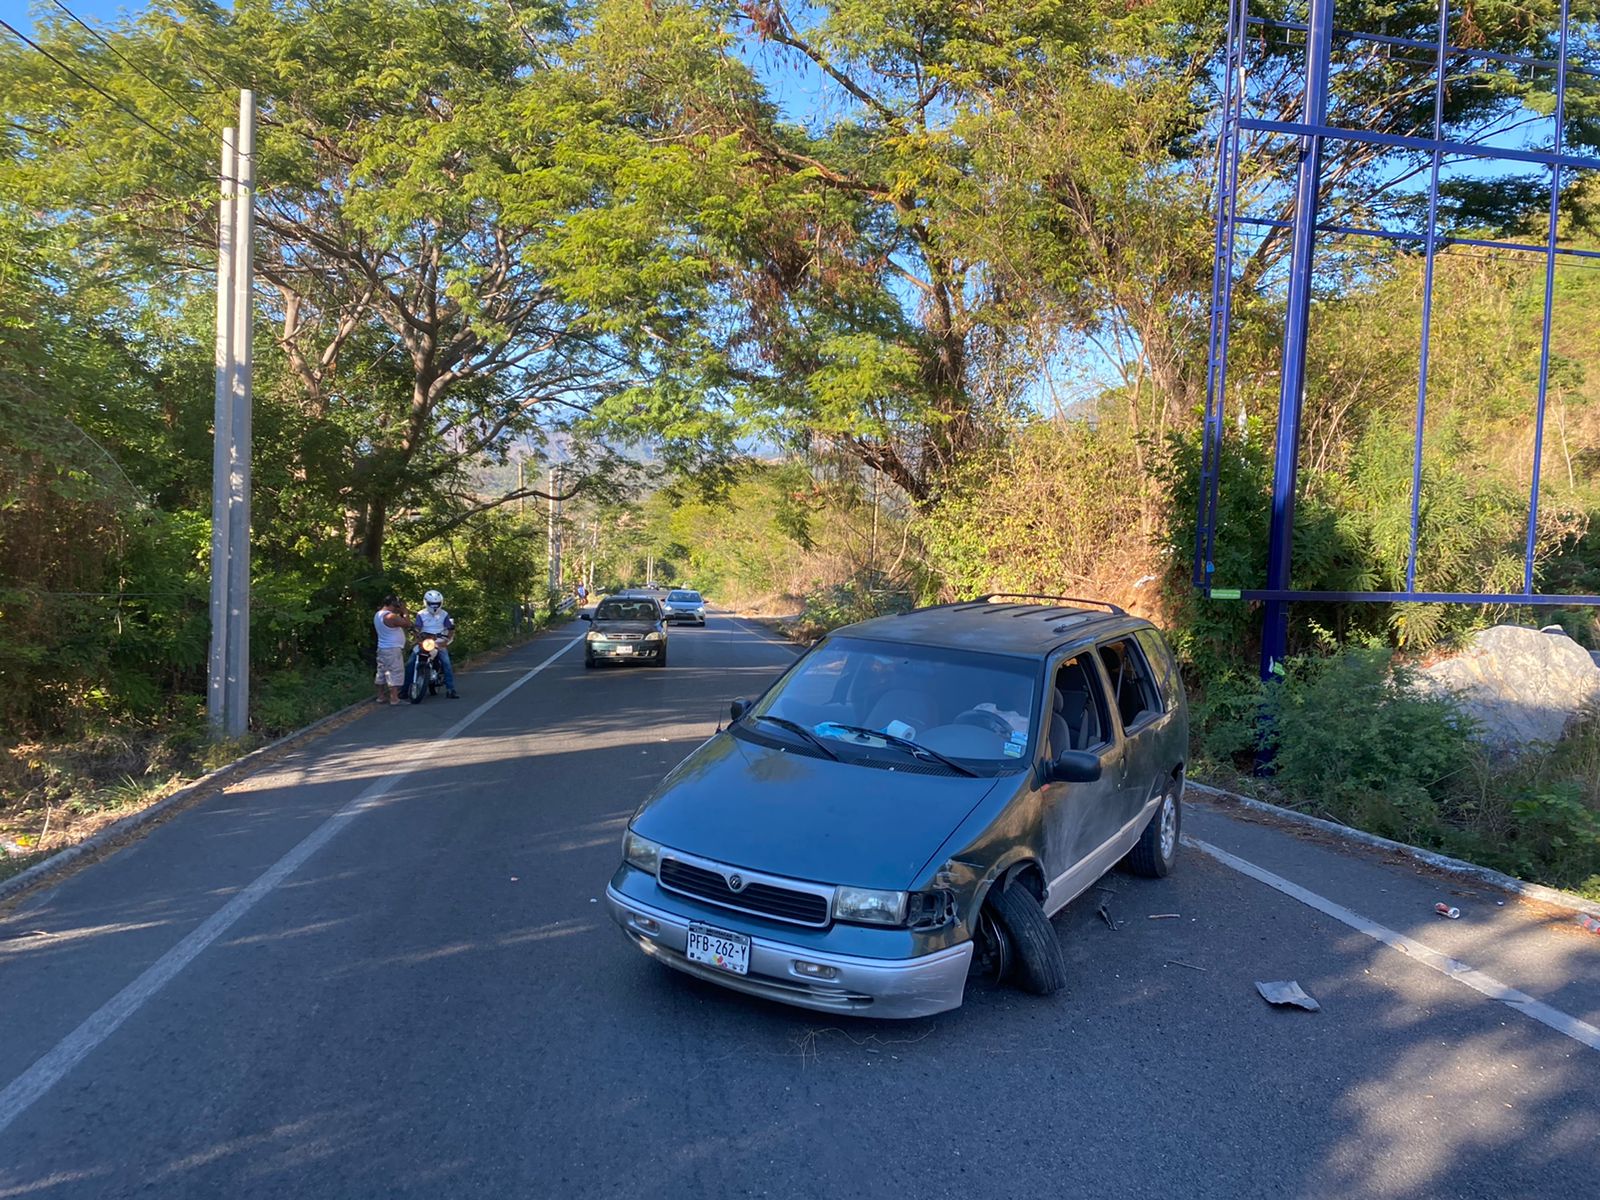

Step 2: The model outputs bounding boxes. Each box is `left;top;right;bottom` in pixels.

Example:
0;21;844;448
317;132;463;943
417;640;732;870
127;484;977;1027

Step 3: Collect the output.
0;696;375;908
1190;780;1600;920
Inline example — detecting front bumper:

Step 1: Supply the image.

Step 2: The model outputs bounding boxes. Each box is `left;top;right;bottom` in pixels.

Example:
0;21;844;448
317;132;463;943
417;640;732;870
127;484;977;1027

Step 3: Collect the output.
663;609;705;623
586;640;664;660
605;885;973;1019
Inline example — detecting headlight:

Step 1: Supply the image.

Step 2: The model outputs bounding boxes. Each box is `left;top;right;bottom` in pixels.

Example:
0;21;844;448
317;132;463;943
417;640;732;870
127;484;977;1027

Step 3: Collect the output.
421;637;437;652
833;886;907;925
586;629;603;641
644;630;665;641
623;830;662;874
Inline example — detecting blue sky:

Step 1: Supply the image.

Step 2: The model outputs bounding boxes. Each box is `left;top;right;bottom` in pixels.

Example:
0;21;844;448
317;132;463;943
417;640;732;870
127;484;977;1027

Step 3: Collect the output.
2;0;129;31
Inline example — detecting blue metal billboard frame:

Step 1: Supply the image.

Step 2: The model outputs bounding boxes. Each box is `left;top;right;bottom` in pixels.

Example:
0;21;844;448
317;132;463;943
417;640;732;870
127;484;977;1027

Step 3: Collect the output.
1195;0;1600;679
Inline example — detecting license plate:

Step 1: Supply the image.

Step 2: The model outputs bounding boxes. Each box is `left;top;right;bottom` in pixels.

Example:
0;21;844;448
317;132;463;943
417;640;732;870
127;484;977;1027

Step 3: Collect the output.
612;644;633;655
686;923;750;975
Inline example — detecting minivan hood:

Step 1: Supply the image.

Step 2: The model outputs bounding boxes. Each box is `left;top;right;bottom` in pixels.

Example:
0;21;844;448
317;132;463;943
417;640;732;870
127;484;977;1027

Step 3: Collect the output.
631;732;1001;891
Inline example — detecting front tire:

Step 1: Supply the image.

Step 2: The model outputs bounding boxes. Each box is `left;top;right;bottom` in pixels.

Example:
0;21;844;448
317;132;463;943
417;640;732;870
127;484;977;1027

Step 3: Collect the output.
408;670;425;704
652;651;667;668
1124;776;1182;878
986;881;1067;996
584;653;596;669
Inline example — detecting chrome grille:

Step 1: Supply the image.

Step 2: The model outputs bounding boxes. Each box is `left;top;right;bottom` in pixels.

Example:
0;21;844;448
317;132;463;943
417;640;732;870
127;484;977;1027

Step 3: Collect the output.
658;856;831;927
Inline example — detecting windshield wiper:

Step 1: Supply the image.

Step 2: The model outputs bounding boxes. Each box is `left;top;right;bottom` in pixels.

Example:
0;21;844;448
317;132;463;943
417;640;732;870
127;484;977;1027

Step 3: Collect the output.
813;723;980;777
749;714;840;761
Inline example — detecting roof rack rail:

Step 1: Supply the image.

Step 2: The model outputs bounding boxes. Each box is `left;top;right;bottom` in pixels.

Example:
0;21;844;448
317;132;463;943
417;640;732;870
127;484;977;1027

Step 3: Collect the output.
977;593;1125;616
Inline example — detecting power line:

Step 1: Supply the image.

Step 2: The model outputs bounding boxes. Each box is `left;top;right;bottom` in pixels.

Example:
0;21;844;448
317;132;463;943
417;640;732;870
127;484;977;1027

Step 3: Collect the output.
46;0;223;138
0;17;203;159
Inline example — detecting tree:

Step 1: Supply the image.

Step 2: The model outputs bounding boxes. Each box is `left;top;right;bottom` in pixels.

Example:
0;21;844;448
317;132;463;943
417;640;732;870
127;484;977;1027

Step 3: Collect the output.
551;0;1227;505
0;0;648;568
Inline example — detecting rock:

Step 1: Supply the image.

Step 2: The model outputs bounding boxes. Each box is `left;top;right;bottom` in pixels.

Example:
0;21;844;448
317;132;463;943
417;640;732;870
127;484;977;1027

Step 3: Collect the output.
1415;625;1600;751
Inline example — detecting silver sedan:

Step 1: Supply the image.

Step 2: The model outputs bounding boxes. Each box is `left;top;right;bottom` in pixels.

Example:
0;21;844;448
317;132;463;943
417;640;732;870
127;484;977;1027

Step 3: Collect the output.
661;589;707;626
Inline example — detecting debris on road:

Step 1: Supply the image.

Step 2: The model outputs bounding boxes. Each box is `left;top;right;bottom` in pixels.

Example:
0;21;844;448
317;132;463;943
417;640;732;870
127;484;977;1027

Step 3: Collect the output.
1147;913;1180;920
1255;980;1321;1011
1580;914;1600;935
1165;959;1207;972
1097;898;1119;931
1434;903;1462;919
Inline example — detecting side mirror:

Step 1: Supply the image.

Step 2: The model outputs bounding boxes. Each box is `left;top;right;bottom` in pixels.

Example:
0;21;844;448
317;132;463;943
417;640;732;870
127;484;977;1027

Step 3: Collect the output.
580;612;591;621
729;698;750;721
1042;751;1102;785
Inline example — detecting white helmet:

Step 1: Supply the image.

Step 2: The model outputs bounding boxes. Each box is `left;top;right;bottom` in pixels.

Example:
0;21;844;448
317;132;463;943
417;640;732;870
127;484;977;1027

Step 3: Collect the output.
423;589;444;609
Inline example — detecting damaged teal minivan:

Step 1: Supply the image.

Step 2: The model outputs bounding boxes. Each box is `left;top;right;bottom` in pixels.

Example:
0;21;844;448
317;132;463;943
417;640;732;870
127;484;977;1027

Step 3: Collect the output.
604;596;1188;1018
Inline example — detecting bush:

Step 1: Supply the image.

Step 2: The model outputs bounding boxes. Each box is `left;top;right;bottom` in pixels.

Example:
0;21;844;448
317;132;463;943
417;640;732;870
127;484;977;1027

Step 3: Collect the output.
1206;646;1600;898
1258;647;1480;843
253;663;371;736
790;576;914;639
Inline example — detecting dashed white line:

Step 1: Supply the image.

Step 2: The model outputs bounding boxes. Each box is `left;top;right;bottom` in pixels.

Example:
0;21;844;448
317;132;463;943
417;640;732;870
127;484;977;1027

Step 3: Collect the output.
0;630;587;1138
1185;835;1600;1054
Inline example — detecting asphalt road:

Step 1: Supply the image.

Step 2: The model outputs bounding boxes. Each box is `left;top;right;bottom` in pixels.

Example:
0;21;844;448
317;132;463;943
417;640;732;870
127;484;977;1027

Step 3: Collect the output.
1;615;1597;1199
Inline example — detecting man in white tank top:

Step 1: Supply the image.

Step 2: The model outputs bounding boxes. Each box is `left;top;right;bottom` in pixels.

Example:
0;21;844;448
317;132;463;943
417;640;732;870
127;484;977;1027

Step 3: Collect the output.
374;594;413;705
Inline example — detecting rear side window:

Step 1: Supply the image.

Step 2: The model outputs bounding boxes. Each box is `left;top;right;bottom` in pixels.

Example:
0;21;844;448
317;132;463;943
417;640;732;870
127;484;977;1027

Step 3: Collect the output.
1134;628;1181;713
1096;638;1162;732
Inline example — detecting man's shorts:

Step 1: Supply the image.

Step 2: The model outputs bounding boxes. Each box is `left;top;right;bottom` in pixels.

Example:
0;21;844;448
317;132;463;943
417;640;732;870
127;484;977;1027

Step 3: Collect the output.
375;646;405;687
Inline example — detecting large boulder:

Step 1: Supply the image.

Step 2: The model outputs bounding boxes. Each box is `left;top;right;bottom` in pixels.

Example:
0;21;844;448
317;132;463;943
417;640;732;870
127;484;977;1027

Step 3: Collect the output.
1414;625;1600;750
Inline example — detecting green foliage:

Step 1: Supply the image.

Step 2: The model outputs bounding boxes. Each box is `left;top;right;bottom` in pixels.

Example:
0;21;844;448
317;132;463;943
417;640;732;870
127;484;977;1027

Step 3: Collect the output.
1257;648;1477;841
791;576;915;641
1195;647;1600;896
1507;784;1600;895
922;419;1157;602
1159;421;1271;679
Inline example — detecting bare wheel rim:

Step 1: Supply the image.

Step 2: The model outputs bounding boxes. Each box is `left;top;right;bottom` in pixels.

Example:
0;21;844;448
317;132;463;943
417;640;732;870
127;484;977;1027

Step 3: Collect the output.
1159;791;1178;861
973;908;1011;983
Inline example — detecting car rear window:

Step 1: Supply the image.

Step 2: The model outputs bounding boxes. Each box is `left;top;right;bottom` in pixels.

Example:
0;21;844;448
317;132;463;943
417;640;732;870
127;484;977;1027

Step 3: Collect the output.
596;600;657;621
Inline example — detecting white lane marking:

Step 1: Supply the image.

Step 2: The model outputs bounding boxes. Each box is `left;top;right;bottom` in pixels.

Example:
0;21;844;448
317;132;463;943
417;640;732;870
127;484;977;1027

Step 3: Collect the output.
1185;836;1600;1054
729;616;803;652
0;631;587;1137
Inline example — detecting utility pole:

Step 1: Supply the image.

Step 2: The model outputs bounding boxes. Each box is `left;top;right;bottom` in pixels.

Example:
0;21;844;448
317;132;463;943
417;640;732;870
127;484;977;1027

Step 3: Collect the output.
224;91;256;737
207;126;236;737
208;91;257;738
547;464;562;595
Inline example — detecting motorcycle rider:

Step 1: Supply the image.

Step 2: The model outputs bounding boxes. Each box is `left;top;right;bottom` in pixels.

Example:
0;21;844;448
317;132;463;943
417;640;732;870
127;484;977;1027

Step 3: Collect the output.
407;588;460;699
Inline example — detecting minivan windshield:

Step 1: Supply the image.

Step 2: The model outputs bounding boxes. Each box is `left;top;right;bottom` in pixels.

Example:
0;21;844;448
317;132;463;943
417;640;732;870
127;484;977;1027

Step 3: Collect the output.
595;599;657;622
745;636;1039;767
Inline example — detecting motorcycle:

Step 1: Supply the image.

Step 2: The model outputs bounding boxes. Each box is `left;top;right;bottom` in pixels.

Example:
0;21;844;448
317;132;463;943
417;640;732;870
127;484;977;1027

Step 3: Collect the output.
408;630;454;704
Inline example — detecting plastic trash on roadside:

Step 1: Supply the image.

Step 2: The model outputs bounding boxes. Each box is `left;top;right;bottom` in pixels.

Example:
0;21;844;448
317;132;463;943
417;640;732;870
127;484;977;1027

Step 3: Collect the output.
1255;980;1320;1011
